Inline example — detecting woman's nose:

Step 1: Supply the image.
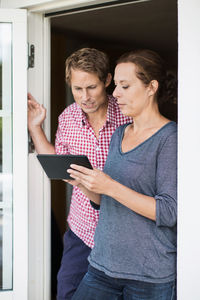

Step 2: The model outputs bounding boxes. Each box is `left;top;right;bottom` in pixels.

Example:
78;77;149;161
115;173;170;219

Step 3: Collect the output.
113;86;119;99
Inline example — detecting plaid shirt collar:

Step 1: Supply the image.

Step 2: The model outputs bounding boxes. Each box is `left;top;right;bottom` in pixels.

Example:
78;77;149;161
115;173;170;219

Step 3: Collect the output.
77;95;117;128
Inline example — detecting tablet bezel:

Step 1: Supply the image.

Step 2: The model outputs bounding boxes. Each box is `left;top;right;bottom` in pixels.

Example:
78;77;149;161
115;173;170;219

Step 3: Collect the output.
37;154;92;180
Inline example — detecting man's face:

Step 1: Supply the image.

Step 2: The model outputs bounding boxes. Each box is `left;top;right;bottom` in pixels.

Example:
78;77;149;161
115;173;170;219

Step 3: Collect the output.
70;69;110;115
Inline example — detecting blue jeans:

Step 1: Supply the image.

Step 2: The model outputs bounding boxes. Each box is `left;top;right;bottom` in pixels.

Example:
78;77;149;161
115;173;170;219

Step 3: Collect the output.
72;265;176;300
57;229;91;300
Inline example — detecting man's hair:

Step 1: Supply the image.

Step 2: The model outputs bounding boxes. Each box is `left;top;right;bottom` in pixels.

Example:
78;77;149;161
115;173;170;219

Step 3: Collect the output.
65;48;110;85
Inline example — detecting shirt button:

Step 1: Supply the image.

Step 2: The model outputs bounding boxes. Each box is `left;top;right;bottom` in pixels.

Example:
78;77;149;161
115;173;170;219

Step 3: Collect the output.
96;146;100;151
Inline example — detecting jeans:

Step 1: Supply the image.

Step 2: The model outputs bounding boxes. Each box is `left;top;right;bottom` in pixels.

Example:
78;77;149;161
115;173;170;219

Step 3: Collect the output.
57;229;91;300
72;265;176;300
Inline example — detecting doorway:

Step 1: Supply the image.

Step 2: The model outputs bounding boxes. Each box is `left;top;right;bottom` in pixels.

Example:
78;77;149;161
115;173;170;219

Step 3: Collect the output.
49;0;177;298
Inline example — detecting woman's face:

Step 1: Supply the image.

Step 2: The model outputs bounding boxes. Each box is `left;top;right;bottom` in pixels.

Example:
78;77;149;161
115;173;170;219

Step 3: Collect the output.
113;62;152;118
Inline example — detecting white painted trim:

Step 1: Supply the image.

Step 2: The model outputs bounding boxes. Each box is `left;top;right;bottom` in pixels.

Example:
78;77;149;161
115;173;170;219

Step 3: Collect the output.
0;9;28;300
0;292;13;300
43;17;51;300
1;0;150;14
28;154;45;300
1;0;53;9
27;12;47;300
177;1;200;300
1;0;116;10
1;23;13;290
12;9;28;300
27;13;51;300
44;0;150;18
0;8;28;300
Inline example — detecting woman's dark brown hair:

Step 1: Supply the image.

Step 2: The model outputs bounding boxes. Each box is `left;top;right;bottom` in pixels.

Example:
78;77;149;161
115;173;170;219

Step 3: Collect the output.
116;49;177;115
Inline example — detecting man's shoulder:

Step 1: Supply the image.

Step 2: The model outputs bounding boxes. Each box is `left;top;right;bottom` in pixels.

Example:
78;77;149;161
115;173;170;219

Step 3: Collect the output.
107;94;117;106
58;102;81;120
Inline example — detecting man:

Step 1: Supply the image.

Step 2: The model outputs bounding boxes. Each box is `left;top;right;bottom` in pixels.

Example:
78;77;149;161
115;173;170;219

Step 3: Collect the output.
28;48;131;300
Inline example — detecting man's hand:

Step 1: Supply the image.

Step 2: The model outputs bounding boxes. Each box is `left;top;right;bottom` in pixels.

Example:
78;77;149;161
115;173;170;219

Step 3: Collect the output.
28;93;46;130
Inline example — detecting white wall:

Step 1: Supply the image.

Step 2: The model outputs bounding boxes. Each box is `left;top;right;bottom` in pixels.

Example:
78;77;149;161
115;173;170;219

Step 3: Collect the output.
0;0;116;11
177;0;200;299
0;0;53;8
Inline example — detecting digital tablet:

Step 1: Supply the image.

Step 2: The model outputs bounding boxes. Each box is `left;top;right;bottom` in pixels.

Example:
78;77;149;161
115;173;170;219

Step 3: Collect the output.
37;154;92;180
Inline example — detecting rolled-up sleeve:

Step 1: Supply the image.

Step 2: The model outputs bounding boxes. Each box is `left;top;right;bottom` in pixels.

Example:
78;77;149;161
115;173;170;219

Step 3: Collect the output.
155;132;177;227
55;119;70;155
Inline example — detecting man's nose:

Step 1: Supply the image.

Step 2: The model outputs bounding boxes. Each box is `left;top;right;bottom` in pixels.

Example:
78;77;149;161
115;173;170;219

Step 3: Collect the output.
82;89;90;101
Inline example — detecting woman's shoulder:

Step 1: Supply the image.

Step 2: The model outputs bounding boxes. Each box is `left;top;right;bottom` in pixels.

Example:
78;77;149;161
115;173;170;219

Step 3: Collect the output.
116;123;131;133
157;121;177;153
160;121;177;138
111;123;130;140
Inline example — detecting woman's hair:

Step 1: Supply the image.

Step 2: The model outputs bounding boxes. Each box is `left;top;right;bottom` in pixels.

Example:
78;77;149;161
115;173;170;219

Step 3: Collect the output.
65;48;110;85
116;49;177;107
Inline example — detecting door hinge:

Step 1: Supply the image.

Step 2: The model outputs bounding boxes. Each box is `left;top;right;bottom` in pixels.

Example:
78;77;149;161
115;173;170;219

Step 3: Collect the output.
28;44;35;68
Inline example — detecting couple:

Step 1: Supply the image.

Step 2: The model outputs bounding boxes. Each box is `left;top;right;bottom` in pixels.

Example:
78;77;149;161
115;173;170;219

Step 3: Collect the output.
28;48;177;300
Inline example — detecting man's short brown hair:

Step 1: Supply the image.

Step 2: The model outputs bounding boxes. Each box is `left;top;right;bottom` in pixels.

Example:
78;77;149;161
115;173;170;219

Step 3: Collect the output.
65;48;110;85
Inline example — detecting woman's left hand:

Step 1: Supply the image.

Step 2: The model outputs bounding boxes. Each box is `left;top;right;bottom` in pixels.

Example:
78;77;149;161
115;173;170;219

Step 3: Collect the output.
67;164;113;194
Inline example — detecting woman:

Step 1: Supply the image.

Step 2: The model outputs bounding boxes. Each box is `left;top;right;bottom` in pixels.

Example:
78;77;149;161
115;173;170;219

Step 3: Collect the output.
67;49;177;300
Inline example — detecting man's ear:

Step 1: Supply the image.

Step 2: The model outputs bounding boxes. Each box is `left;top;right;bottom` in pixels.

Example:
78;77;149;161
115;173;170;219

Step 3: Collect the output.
105;73;112;88
148;80;159;96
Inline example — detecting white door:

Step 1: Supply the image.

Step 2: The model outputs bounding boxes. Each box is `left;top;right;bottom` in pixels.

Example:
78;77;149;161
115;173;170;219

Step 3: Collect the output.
0;9;28;300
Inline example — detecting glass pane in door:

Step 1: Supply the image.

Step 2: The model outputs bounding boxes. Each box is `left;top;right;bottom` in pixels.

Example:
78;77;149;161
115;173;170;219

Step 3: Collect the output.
0;23;13;290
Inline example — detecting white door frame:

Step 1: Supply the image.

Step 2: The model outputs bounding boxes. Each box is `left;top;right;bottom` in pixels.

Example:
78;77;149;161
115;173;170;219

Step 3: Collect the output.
27;12;51;300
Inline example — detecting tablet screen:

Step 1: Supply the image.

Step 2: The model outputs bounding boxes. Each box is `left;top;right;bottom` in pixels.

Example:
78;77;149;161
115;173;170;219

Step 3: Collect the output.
37;154;92;180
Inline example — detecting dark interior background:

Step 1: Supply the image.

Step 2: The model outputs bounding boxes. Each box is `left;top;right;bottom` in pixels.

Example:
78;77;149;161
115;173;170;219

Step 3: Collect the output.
50;0;177;298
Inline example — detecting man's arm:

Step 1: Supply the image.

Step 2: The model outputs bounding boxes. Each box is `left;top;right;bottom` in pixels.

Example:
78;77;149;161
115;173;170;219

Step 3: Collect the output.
28;93;55;154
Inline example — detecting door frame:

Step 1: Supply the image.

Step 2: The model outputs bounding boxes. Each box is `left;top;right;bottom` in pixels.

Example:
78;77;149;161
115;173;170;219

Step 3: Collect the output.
27;12;51;300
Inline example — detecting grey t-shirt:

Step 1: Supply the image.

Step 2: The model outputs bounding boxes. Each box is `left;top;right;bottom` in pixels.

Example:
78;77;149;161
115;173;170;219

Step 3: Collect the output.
89;121;177;283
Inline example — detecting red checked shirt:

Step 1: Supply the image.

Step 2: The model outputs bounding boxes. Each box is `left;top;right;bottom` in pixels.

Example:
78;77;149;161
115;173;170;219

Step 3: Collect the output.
55;95;132;248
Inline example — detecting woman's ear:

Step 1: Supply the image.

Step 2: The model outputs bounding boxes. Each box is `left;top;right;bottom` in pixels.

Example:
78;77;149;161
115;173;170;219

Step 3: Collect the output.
148;80;159;96
105;73;112;88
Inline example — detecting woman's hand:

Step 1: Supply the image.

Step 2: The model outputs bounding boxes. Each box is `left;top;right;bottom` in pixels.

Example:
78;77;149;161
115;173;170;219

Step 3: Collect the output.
64;176;101;205
63;179;86;192
67;164;113;195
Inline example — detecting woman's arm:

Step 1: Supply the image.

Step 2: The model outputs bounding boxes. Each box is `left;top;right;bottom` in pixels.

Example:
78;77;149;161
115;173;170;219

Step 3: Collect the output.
108;180;156;220
67;165;156;221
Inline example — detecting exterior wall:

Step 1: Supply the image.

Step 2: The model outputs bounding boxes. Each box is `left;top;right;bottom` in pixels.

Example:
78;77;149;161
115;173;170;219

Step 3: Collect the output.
0;0;52;8
177;1;200;299
0;0;116;11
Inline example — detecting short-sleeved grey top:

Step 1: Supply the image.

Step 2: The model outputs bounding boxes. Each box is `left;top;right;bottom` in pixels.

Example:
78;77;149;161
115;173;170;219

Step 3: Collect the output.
89;121;177;283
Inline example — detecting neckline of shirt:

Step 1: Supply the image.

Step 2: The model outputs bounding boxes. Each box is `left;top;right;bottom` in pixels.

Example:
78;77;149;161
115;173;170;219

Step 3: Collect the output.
79;95;117;129
119;121;176;155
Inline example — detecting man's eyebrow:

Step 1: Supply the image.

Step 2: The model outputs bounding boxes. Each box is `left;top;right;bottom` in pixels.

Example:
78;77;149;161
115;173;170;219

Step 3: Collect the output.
73;84;96;87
